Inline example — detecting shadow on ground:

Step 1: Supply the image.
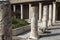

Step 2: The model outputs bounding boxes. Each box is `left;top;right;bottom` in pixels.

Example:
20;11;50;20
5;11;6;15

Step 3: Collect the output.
39;33;60;38
39;26;60;38
48;27;60;30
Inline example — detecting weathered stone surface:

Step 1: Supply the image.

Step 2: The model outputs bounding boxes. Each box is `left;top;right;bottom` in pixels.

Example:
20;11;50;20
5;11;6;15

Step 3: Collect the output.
38;3;43;33
52;2;56;25
41;5;48;32
0;2;12;40
48;4;53;26
21;4;23;19
15;26;60;40
39;3;42;23
10;0;55;4
30;7;38;39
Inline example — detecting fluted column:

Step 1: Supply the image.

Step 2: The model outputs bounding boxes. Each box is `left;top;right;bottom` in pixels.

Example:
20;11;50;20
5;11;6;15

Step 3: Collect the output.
48;4;53;26
52;2;56;24
21;4;23;19
30;7;38;40
0;2;12;40
13;5;16;12
42;5;48;32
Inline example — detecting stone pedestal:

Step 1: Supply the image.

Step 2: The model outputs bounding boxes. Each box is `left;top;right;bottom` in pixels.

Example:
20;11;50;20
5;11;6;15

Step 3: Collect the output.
42;5;48;32
48;4;52;26
29;7;38;40
0;2;12;40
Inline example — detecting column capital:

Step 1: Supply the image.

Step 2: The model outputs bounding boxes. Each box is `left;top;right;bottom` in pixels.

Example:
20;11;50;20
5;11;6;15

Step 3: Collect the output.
39;2;42;5
53;2;56;4
20;4;23;6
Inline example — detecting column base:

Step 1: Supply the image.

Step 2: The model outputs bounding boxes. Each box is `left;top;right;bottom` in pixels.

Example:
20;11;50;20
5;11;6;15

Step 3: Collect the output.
48;21;52;27
27;37;38;40
52;22;56;25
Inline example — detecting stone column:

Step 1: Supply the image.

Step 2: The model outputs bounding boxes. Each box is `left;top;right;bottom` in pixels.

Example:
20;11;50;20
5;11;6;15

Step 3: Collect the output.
48;4;53;26
29;4;32;22
30;7;38;40
42;5;48;32
52;2;56;24
21;4;23;19
13;5;16;12
38;3;43;33
0;2;12;40
39;3;42;23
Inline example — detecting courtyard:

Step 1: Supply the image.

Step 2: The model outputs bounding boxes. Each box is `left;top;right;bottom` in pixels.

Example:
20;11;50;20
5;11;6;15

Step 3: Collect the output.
0;0;60;40
13;25;60;40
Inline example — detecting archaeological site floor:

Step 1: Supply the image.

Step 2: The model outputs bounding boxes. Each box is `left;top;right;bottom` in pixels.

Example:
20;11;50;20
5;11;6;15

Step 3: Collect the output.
13;25;60;40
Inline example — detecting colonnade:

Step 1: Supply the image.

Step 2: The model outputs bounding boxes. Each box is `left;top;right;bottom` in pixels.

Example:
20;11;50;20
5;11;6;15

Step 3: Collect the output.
12;2;56;40
13;2;56;24
29;2;56;40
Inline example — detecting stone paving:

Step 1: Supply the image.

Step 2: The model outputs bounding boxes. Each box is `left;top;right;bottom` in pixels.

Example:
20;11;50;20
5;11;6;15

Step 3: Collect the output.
13;26;60;40
39;26;60;40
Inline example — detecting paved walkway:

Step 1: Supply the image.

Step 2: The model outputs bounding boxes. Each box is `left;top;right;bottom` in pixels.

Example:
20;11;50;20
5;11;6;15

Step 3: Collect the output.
13;26;60;40
39;26;60;40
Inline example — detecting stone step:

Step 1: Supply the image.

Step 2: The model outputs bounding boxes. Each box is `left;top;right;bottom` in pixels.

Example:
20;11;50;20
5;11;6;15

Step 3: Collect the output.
13;36;26;40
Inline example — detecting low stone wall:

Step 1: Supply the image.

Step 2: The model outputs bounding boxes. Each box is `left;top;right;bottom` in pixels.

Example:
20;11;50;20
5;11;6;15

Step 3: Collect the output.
12;24;30;36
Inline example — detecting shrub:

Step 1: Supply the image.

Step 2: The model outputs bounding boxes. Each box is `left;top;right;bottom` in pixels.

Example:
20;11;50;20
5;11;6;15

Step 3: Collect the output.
12;17;30;29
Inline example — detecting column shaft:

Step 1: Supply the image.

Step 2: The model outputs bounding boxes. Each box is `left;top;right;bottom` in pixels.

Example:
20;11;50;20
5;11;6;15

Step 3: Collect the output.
0;3;12;40
52;2;56;24
29;4;33;22
30;7;38;39
13;5;16;12
39;3;42;22
42;5;48;32
21;4;23;19
48;4;53;26
38;3;43;33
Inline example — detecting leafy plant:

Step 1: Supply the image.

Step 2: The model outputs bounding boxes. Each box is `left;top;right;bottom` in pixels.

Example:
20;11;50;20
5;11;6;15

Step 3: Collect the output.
12;17;30;29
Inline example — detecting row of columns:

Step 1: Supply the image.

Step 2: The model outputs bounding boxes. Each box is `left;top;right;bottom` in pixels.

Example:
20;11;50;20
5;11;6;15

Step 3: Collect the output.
12;2;56;40
0;1;56;40
29;2;56;40
13;2;56;25
13;4;23;19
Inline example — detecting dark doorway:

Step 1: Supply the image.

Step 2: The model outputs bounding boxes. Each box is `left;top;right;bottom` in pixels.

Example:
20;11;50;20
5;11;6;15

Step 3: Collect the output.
56;6;60;21
23;5;29;19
